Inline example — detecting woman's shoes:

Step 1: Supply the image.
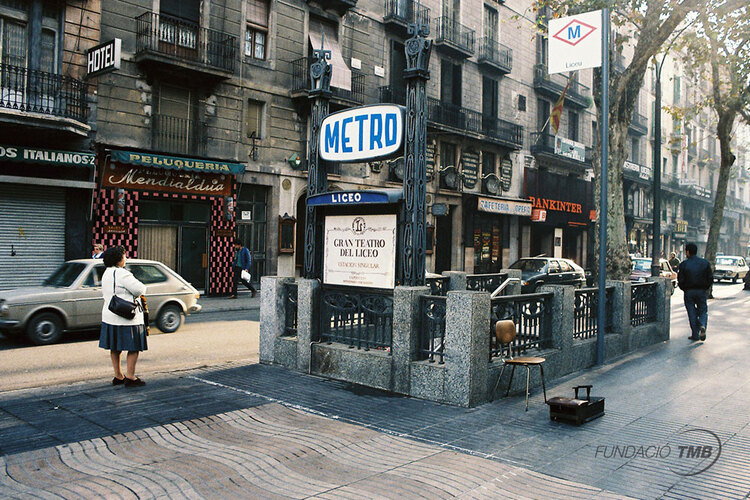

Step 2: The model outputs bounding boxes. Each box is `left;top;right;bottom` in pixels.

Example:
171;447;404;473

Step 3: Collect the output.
124;377;146;387
112;377;125;386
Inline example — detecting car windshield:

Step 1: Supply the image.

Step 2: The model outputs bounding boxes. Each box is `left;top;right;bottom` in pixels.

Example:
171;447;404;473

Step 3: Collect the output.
43;263;86;287
632;259;651;272
716;257;737;266
510;259;547;273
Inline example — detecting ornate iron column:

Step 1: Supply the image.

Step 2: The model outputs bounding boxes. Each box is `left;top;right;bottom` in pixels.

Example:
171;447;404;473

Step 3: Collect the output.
303;48;332;279
401;19;432;286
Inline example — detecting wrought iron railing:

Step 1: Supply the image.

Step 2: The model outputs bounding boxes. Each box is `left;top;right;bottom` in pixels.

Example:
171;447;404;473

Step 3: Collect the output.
533;64;591;106
630;111;648;134
283;282;298;337
490;292;552;358
631;282;657;326
530;132;593;164
426;276;450;296
466;273;509;293
573;287;614;339
0;63;87;122
135;12;236;73
152;114;206;156
478;37;513;73
384;0;430;26
434;16;475;54
319;287;393;350
291;57;365;104
420;295;447;363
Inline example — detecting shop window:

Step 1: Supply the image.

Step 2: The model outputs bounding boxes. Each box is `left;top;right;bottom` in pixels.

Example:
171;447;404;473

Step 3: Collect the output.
245;0;268;60
247;99;264;139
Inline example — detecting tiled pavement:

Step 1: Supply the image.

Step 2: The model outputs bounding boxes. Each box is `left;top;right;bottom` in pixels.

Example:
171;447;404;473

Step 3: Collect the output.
1;286;749;499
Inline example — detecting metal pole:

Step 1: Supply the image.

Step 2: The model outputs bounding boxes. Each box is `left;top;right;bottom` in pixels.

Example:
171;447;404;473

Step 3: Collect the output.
651;63;662;276
597;8;610;366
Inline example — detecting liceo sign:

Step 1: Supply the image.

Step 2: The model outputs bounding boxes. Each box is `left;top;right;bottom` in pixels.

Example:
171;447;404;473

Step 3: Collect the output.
319;104;404;162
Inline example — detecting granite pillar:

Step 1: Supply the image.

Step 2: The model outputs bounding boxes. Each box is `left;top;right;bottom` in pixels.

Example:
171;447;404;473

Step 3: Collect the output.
606;280;630;337
500;269;522;295
259;276;293;364
392;286;430;394
648;277;671;341
296;278;320;372
445;291;490;407
442;271;467;291
539;285;574;371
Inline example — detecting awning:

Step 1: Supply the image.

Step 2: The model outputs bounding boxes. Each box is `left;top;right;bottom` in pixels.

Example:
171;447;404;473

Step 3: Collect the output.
0;144;94;168
309;22;351;91
307;189;403;206
110;149;245;175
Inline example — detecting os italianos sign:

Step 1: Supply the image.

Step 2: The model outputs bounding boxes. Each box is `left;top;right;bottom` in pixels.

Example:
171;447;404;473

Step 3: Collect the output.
319;104;405;162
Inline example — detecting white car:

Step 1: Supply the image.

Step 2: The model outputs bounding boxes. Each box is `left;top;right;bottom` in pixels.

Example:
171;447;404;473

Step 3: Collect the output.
714;255;749;283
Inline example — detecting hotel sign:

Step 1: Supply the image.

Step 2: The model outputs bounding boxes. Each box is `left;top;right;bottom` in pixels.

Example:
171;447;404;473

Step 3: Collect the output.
86;39;121;78
477;197;532;216
319;104;405;162
323;214;397;289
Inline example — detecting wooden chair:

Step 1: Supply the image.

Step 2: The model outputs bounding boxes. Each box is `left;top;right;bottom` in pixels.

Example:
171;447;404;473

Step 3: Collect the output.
493;319;547;411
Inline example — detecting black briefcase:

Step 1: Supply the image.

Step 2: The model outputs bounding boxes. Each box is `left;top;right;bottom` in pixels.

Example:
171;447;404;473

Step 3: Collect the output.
547;385;604;425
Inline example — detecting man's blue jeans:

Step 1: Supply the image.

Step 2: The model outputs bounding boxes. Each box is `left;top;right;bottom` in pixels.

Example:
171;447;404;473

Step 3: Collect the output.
683;289;708;339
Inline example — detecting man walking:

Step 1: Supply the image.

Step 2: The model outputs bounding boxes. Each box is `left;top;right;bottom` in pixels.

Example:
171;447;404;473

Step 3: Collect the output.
668;252;680;272
230;238;256;298
677;243;712;341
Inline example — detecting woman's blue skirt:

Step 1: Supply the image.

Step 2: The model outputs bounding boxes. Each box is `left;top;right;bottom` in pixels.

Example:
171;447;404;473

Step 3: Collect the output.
99;323;148;352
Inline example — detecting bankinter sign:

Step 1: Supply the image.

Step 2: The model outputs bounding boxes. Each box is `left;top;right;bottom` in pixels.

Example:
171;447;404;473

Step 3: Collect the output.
319;104;405;162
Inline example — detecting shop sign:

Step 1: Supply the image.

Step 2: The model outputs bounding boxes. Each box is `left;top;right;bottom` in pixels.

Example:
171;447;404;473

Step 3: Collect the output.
110;150;246;175
308;190;402;206
531;209;547;222
589;209;597;221
623;160;640;173
477;197;533;216
693;185;711;199
500;158;513;191
104;225;127;234
86;38;121;78
102;164;232;196
431;203;449;216
0;144;95;167
461;150;479;188
323;214;397;289
528;196;583;214
319;104;405;162
674;219;688;235
554;135;586;162
639;165;652;180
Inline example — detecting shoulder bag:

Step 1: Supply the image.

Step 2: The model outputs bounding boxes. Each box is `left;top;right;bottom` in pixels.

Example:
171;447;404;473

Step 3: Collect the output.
108;269;138;319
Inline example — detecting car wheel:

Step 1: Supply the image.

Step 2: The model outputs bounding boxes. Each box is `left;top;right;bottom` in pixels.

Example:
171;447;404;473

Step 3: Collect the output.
733;275;738;283
157;304;183;333
532;282;543;293
26;312;64;345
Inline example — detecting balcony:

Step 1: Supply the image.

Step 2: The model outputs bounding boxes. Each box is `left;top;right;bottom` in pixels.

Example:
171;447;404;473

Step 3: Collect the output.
478;38;513;74
530;132;592;169
135;12;236;81
152;114;206;157
0;63;88;136
291;57;365;108
320;0;357;15
383;0;430;35
533;64;591;109
688;140;697;159
629;110;648;136
434;17;475;58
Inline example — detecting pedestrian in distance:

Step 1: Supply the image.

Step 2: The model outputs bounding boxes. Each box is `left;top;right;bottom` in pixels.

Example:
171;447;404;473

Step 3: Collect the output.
677;242;713;342
92;243;104;258
99;246;148;386
230;238;256;298
668;251;681;272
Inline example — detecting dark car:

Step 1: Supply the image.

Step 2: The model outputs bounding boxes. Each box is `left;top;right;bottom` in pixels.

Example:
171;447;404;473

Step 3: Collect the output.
509;257;586;293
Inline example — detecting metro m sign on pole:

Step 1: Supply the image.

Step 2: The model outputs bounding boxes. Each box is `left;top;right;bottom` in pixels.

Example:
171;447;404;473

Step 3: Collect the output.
319;104;405;162
548;10;602;74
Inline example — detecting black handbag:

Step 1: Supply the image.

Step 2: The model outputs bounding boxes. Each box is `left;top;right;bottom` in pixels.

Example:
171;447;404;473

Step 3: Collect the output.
108;269;138;319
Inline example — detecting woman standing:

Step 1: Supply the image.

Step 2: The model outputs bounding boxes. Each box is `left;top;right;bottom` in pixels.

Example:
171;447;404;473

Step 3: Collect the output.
100;246;148;387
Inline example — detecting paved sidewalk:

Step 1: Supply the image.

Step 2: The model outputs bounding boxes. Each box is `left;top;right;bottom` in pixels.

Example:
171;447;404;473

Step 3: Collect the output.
1;285;749;499
197;290;260;313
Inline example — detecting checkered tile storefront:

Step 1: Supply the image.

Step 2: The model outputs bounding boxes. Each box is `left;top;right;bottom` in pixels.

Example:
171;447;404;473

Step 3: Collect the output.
92;188;139;257
210;195;236;295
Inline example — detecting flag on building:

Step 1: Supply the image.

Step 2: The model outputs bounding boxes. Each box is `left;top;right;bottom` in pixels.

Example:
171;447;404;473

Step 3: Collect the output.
550;76;573;135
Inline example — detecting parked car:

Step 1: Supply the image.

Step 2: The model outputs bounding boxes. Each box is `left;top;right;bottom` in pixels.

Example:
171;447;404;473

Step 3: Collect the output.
713;255;749;283
508;257;586;293
630;257;677;294
0;259;201;345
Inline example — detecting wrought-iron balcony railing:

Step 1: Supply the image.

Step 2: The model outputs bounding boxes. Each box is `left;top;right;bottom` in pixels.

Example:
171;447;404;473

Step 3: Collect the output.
135;12;236;75
0;63;87;122
629;110;648;135
383;0;430;29
152;113;206;157
533;64;591;109
530;132;592;165
434;16;475;56
291;57;365;105
478;38;512;74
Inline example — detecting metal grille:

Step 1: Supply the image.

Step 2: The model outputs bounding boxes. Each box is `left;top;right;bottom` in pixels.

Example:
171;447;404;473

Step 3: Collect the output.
152;113;206;156
631;283;657;326
466;273;508;293
384;0;430;26
420;295;446;363
490;293;552;358
283;282;298;337
574;287;614;339
426;276;449;295
319;287;393;351
0;63;87;122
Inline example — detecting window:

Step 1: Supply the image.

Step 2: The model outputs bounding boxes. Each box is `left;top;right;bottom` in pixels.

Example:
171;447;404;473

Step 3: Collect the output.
518;94;527;112
482;151;496;176
673;76;681;103
440;60;462;107
672;154;678;177
484;5;498;41
83;266;106;287
568;111;579;141
548;261;561;273
246;0;268;60
247;99;264;139
440;142;457;168
631;138;639;163
537;99;550;134
127;265;168;284
1;17;27;68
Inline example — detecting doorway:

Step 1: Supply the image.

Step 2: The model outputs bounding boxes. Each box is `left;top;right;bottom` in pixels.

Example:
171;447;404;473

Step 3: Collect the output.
236;185;267;284
434;207;453;273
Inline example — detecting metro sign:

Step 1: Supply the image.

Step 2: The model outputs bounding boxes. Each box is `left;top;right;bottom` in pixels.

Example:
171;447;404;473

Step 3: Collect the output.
319;104;405;162
552;20;597;47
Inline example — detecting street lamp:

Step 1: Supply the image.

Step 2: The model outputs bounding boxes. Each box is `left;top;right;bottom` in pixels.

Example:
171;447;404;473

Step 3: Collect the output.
651;54;666;277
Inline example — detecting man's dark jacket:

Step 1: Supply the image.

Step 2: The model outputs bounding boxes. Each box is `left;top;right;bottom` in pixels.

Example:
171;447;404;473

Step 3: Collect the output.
677;256;713;291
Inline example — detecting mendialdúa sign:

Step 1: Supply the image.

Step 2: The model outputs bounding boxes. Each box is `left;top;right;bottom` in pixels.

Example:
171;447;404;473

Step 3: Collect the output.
319;104;405;162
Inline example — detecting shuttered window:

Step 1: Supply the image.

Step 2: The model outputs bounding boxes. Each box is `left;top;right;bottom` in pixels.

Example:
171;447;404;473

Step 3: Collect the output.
246;0;268;60
247;99;263;139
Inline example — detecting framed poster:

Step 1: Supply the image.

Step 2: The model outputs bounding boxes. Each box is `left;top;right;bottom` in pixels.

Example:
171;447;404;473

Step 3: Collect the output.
323;214;398;289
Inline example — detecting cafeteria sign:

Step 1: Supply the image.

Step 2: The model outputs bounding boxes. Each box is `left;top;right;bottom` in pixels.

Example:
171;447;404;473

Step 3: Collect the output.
323;214;397;289
319;104;405;162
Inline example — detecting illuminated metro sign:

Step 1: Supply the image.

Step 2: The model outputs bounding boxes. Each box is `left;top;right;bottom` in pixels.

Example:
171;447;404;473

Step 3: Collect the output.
319;104;405;162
